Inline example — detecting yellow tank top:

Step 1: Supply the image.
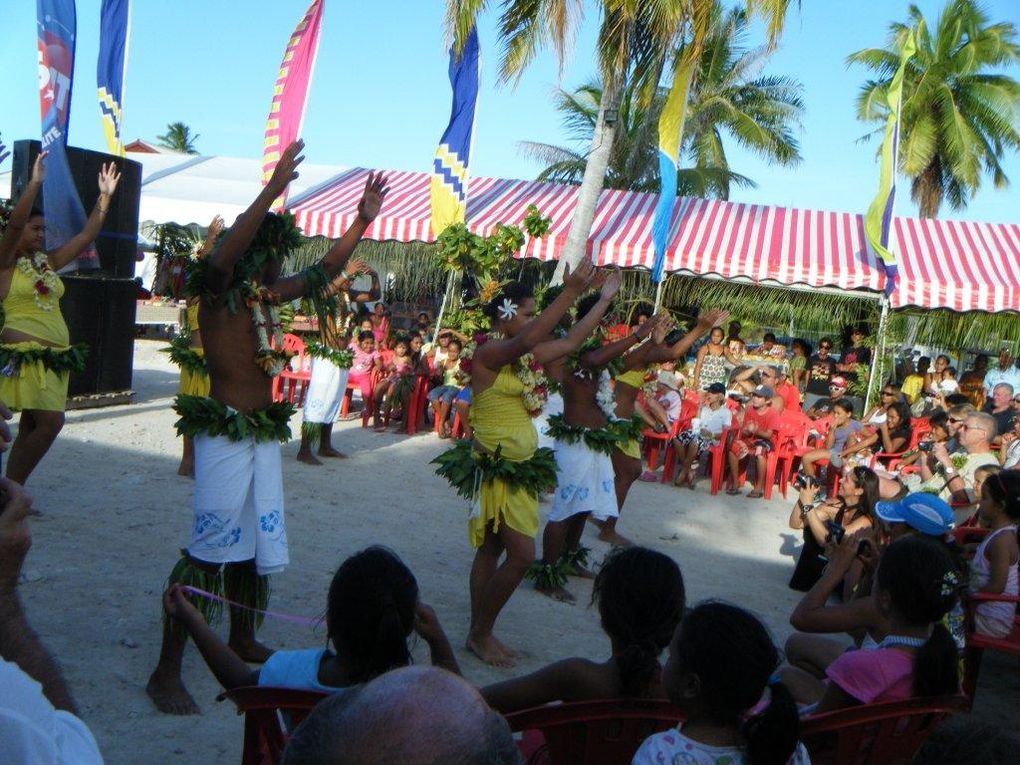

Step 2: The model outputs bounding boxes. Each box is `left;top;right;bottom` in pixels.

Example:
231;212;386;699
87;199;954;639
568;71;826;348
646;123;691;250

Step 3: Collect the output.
615;368;646;390
186;302;201;333
470;365;537;461
2;259;69;346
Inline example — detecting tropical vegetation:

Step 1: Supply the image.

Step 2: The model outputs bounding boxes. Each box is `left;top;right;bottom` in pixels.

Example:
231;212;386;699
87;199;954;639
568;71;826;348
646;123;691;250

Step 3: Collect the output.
156;122;201;154
848;0;1020;218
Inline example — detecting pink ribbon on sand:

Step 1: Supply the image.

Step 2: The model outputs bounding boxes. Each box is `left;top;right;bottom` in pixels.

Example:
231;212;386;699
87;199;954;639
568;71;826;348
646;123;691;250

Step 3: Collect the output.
181;585;323;629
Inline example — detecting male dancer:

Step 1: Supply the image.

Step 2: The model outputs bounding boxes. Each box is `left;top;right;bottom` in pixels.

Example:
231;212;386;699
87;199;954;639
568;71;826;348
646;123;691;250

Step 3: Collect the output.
533;309;663;601
598;308;729;546
147;141;387;714
296;260;381;465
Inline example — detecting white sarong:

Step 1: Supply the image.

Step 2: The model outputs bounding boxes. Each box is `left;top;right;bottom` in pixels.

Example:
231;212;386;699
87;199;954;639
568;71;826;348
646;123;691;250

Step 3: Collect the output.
188;433;288;575
302;356;350;425
535;392;565;452
549;437;618;522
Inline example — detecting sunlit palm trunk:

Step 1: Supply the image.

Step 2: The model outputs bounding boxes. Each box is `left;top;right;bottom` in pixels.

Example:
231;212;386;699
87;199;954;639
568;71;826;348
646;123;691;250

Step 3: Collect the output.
552;74;622;283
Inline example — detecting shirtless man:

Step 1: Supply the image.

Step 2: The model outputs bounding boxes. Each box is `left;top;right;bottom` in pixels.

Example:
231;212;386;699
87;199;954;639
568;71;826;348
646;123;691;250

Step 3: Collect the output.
534;309;662;601
597;309;729;546
147;141;388;714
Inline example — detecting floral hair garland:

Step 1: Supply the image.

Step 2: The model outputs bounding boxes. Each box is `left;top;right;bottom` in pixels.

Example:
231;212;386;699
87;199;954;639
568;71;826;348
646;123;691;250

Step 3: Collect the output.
458;331;549;418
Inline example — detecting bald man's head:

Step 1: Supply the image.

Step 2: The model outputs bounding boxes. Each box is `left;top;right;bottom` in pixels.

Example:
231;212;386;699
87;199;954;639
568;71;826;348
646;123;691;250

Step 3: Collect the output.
282;666;519;765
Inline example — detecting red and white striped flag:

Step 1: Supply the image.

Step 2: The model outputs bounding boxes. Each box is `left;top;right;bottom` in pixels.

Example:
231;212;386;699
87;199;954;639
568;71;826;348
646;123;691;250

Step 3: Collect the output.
262;0;325;211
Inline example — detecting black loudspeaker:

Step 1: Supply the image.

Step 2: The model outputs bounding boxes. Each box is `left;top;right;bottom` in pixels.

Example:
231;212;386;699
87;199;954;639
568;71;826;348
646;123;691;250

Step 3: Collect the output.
12;140;142;278
61;276;136;396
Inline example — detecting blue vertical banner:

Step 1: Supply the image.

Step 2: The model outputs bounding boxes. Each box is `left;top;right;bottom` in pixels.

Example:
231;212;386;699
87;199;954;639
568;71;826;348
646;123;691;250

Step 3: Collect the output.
97;0;130;156
37;0;97;269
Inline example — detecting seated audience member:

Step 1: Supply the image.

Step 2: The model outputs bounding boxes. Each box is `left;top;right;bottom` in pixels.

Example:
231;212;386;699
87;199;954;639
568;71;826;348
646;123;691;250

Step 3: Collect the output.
782;535;960;712
755;331;788;361
414;311;432;338
452;386;472;439
925;354;951;393
837;325;872;383
789;339;810;392
900;357;928;404
641;371;683;432
806;375;852;419
913;717;1020;764
162;546;459;695
804;338;837;409
674;382;732;490
905;412;999;506
899;411;950;468
427;338;464;438
983;383;1016;438
862;384;902;424
788;466;878;593
348;330;383;410
282;666;517;765
999;414;1020;469
942;403;976;452
0;477;104;765
969;472;1020;638
958;374;986;411
372;335;416;430
632;602;809;765
800;400;860;478
936;366;960;397
482;547;685;714
369;301;391;348
849;400;913;467
726;385;778;498
983;347;1020;398
773;367;801;412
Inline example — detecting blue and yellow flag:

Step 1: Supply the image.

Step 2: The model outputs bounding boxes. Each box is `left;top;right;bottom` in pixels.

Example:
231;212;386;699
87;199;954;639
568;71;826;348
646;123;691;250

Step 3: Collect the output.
97;0;130;156
430;26;480;235
651;53;695;284
864;30;916;295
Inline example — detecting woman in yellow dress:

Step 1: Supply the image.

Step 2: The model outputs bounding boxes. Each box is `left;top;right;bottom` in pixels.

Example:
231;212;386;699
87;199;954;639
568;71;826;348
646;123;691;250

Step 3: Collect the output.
0;151;121;485
437;258;622;666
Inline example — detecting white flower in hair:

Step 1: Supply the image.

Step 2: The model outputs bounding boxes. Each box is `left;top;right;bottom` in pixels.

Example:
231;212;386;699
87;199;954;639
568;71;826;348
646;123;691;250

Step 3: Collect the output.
497;298;519;321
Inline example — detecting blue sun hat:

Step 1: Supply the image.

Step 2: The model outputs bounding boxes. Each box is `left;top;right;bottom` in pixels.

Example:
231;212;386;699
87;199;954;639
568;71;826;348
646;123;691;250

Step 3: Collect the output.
875;492;955;537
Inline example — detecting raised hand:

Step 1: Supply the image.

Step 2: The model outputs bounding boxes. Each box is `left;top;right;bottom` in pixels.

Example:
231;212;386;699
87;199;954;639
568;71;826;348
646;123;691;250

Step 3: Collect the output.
162;584;201;622
97;162;121;196
562;256;595;292
206;215;225;242
357;172;388;223
267;140;305;197
345;257;370;276
30;151;49;185
651;314;676;344
600;268;622;300
697;307;730;329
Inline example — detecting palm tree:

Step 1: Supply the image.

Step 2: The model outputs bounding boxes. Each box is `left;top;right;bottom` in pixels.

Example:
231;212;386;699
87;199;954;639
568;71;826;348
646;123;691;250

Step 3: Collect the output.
156;122;200;154
848;0;1020;218
445;0;798;278
521;5;804;200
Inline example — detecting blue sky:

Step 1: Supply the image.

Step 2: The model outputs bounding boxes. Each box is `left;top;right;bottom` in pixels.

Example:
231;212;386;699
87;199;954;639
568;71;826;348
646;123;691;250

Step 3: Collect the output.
2;0;1018;223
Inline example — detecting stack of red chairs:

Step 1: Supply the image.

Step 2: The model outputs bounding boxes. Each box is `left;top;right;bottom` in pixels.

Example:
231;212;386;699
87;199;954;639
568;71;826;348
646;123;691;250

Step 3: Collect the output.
271;333;311;406
762;411;813;500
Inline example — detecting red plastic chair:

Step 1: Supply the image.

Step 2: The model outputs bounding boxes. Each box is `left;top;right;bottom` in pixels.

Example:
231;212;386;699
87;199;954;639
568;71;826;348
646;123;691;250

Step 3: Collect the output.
272;334;311;406
799;695;968;765
504;698;686;765
763;414;811;500
218;686;328;765
868;420;931;472
644;400;697;482
404;374;431;435
708;426;741;495
961;586;1020;701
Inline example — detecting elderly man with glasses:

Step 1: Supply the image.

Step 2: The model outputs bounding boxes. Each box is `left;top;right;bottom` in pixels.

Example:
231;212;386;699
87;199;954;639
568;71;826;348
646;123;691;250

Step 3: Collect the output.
906;411;999;507
983;348;1020;397
983;383;1017;438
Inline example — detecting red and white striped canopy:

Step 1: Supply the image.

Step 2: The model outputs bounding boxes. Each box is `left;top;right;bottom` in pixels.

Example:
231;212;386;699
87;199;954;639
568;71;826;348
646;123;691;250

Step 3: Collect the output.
290;168;1020;314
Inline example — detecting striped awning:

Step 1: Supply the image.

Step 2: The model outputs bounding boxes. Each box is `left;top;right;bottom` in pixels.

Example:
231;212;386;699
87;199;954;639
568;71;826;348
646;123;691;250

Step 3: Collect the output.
289;168;1020;314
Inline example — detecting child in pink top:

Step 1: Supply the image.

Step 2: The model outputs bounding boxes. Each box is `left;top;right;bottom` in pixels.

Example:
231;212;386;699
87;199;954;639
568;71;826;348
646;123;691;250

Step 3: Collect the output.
348;330;382;408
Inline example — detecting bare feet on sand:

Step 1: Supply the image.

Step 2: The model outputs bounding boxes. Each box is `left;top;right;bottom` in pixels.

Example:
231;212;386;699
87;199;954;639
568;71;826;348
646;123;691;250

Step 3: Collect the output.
568;564;596;579
146;672;199;715
228;638;274;664
317;446;347;459
598;528;633;547
466;634;517;667
535;583;576;603
296;451;323;466
176;461;194;478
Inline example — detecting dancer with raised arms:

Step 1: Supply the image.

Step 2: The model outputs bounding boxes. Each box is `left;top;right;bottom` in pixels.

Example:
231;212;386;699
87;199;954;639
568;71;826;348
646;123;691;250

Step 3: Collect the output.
147;140;388;714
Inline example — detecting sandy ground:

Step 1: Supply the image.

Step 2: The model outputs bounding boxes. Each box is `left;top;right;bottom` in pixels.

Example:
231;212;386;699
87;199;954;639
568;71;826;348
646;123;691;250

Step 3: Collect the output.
16;339;1020;764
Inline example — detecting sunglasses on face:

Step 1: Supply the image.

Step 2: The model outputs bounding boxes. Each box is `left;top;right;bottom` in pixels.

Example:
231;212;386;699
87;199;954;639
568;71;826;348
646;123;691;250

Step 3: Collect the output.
1013;397;1020;404
948;417;963;424
881;390;896;396
829;385;844;391
819;345;831;351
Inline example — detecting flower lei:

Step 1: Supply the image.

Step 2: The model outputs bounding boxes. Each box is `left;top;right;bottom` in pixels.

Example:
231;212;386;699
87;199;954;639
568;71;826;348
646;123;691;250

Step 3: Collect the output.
246;284;292;377
457;331;549;418
595;370;617;420
18;254;60;312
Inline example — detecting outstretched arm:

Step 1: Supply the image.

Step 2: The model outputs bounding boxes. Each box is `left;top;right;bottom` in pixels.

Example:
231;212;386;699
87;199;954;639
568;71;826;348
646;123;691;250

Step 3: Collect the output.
645;309;730;365
0;153;46;269
275;173;388;302
49;162;121;271
347;261;382;303
473;258;595;372
207;140;305;296
533;269;622;364
580;313;663;371
163;585;259;690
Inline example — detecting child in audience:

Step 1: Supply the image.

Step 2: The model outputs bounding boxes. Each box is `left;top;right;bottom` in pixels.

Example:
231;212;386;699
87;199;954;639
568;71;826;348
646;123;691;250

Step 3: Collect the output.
633;602;809;765
162;546;459;693
428;338;464;438
970;471;1020;637
481;547;685;714
782;535;960;711
370;302;390;348
373;336;416;430
800;399;861;478
348;330;382;412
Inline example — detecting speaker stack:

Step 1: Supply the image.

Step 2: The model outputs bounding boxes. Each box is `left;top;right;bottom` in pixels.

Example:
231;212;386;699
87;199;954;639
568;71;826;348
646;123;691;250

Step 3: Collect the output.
11;140;142;402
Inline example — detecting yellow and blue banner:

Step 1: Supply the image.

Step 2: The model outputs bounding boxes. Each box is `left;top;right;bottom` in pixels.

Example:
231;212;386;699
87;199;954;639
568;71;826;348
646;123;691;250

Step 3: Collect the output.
864;30;916;296
430;26;480;235
651;53;695;284
37;0;96;269
97;0;130;157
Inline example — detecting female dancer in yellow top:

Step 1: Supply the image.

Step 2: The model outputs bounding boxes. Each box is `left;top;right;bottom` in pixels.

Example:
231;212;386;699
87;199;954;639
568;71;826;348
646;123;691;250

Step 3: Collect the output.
437;258;622;666
0;152;121;484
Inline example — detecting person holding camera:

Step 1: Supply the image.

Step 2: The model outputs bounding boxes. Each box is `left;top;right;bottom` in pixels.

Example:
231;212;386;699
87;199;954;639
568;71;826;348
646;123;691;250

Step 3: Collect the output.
787;465;879;593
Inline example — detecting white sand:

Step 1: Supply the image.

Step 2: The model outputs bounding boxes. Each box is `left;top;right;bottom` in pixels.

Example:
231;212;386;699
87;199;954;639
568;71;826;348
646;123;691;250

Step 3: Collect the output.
17;339;1019;764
